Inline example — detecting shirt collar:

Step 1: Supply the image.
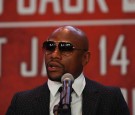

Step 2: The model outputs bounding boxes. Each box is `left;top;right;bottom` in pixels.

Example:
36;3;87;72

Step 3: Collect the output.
47;73;86;97
47;79;62;97
72;73;86;96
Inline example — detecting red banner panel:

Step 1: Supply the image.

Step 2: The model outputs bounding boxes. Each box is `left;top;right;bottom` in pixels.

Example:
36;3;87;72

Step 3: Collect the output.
0;0;135;115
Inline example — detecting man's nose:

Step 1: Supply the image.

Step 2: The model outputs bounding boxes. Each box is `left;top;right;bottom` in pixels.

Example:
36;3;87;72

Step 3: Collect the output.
51;47;62;59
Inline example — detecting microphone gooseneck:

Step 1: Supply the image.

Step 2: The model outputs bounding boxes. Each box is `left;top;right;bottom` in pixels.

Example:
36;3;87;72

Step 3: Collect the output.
60;73;74;108
53;73;74;115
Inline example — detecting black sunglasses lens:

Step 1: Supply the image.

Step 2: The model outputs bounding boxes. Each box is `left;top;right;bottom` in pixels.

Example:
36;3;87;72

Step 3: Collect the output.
43;41;74;55
43;41;56;51
59;42;74;51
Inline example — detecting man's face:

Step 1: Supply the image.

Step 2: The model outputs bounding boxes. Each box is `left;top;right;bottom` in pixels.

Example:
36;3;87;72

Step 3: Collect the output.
44;29;86;82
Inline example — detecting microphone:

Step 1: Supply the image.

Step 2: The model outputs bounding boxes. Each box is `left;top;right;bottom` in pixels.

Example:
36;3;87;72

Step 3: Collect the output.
60;73;74;110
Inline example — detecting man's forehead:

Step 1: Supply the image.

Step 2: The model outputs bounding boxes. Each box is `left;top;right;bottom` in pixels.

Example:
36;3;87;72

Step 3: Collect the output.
48;33;72;40
52;27;74;36
49;27;82;40
47;26;88;48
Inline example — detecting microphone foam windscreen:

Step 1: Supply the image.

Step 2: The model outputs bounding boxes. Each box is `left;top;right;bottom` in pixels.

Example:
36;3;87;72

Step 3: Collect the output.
61;73;74;83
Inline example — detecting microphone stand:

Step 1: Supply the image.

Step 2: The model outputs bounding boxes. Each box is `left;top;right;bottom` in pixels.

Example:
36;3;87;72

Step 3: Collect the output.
53;93;71;115
53;80;72;115
53;104;59;115
53;104;71;115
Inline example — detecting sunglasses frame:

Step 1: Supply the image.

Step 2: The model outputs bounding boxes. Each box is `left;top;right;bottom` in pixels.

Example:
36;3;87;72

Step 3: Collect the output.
42;40;88;55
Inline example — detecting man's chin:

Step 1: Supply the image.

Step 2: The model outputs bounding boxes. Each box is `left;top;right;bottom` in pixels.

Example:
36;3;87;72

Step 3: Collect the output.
48;76;61;82
47;73;62;82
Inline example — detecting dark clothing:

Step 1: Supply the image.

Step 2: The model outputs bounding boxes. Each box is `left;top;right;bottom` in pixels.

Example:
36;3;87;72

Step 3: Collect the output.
6;78;130;115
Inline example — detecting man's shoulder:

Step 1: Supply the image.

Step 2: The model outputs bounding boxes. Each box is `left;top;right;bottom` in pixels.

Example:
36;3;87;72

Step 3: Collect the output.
85;77;121;94
13;83;48;101
84;78;130;115
85;77;125;104
6;83;50;114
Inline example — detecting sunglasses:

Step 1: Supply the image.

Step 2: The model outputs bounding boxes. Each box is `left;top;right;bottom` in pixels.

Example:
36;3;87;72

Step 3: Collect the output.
42;41;87;55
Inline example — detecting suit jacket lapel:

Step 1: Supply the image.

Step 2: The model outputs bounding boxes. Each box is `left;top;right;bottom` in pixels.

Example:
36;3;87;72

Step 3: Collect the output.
82;78;100;115
35;83;50;115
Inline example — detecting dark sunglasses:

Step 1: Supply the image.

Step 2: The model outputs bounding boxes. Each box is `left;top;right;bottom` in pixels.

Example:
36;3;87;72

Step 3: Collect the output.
42;41;87;55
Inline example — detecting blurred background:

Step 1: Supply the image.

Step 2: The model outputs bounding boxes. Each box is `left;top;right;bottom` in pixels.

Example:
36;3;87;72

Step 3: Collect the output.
0;0;135;115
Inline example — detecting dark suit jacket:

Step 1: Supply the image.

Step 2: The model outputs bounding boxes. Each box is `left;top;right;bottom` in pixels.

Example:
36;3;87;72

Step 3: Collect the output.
6;78;130;115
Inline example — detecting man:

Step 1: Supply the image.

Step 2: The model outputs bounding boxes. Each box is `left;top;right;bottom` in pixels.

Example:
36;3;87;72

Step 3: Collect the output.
6;26;130;115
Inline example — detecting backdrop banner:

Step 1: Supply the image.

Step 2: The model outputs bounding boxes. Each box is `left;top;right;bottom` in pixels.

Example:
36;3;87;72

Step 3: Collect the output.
0;0;135;115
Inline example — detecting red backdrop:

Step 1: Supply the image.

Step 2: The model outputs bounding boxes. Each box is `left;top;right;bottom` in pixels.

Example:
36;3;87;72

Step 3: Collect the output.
0;0;135;115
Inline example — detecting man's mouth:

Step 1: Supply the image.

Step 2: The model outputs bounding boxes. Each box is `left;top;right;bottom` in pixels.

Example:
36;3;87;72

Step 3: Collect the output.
47;61;63;72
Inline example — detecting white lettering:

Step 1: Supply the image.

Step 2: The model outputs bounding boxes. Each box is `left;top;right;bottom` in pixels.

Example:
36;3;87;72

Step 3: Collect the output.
133;88;135;115
121;88;128;103
99;35;107;75
20;37;38;77
63;0;83;14
0;38;7;77
87;0;109;13
39;0;61;14
15;0;111;15
110;35;130;75
17;0;37;15
41;58;47;76
0;0;4;15
123;0;135;12
99;35;129;75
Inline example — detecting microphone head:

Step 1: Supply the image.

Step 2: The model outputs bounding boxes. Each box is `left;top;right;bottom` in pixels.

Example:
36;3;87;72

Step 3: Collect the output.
61;73;74;83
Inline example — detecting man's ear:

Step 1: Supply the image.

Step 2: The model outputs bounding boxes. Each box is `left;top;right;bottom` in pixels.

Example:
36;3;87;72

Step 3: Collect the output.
82;51;90;66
